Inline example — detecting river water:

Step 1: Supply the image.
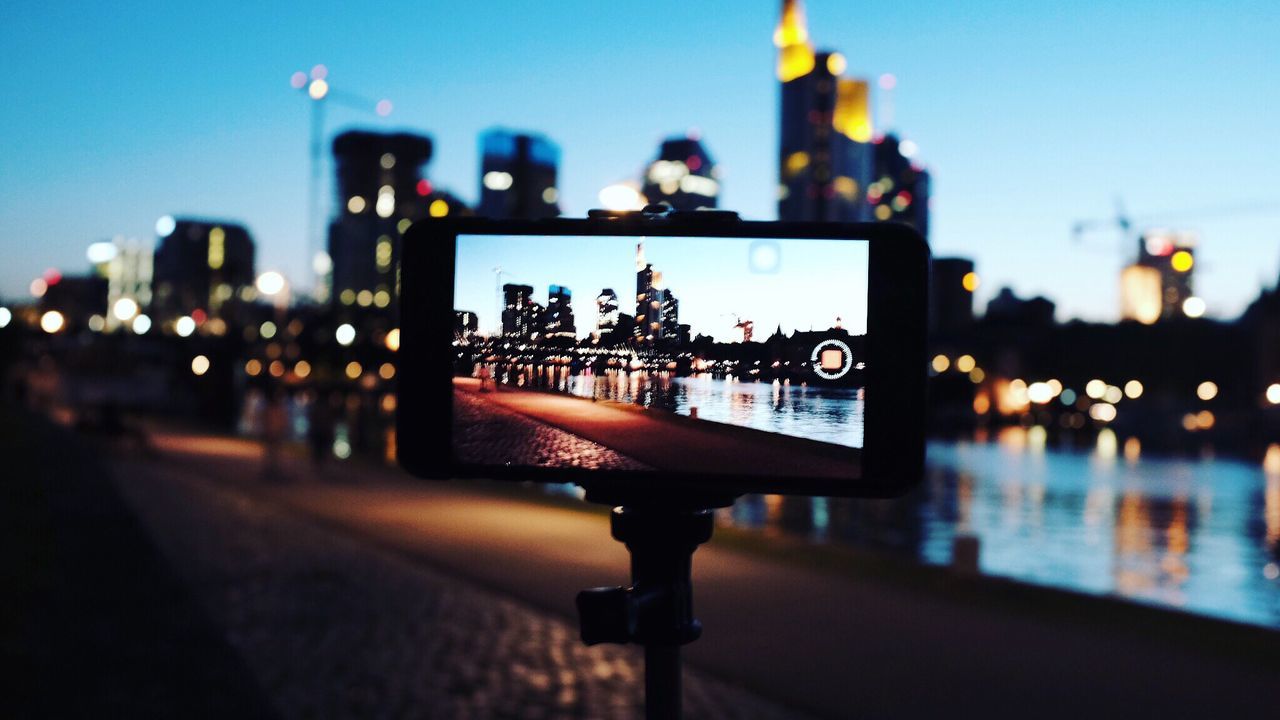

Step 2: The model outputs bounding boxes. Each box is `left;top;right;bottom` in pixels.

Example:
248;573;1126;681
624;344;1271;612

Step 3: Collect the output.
542;371;1280;629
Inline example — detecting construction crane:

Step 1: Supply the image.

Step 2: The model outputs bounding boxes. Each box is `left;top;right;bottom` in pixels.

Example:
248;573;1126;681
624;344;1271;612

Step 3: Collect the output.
1071;196;1280;264
290;65;394;299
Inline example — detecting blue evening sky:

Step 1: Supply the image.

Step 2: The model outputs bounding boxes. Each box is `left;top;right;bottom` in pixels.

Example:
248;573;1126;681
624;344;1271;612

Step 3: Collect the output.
2;1;1278;320
455;234;869;340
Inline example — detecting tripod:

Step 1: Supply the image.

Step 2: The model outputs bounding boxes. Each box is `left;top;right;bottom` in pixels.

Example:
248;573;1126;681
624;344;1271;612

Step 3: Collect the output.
576;493;734;720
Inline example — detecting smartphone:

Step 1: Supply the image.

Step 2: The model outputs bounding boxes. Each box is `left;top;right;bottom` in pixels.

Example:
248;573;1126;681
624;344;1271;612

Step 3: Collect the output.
397;213;928;500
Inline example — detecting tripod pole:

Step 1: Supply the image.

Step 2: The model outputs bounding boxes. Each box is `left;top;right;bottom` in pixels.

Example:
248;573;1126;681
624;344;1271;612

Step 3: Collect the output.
577;503;721;720
645;644;681;720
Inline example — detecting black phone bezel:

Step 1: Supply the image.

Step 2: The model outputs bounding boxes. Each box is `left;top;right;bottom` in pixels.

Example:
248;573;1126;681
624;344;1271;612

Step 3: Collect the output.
397;215;928;499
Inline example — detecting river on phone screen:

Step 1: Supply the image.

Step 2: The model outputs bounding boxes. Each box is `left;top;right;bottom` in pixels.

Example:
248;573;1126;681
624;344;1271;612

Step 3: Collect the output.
558;371;866;449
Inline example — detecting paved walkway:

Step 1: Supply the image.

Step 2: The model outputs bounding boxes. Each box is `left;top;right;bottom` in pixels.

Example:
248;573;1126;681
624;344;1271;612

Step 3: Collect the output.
456;379;861;479
2;410;275;719
117;427;1280;719
111;437;811;720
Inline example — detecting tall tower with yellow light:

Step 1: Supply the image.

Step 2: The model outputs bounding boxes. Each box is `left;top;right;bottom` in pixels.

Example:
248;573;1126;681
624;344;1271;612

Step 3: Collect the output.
776;0;875;222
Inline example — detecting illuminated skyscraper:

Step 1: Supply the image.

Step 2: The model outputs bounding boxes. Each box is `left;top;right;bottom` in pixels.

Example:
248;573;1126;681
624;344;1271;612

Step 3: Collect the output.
661;289;681;343
542;285;576;338
869;134;930;238
1137;231;1197;320
776;0;874;222
454;310;479;338
641;136;719;210
478;129;561;219
634;243;664;344
501;283;541;338
152;218;254;323
596;289;620;330
328;130;436;312
1120;264;1163;325
89;236;153;332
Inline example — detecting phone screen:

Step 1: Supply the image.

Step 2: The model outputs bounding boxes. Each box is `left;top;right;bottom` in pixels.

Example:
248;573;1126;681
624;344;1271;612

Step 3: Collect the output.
451;234;869;479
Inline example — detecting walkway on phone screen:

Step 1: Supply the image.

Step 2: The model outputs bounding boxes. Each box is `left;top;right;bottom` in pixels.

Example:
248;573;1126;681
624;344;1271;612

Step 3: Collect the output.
454;377;861;479
107;420;1280;720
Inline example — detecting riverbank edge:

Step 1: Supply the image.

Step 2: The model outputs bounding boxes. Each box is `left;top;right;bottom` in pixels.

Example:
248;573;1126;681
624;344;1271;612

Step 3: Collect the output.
108;409;1280;671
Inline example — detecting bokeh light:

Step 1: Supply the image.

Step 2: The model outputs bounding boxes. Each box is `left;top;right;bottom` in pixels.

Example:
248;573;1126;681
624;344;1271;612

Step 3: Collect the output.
40;310;65;334
191;355;210;376
335;323;356;346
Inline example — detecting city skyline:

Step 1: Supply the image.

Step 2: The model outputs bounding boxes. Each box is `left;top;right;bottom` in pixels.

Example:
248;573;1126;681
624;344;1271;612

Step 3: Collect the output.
455;234;869;341
2;1;1279;322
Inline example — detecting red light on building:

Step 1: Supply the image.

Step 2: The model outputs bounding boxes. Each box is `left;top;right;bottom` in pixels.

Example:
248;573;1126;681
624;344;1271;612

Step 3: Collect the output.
43;268;62;286
191;308;207;324
686;155;702;171
416;179;433;197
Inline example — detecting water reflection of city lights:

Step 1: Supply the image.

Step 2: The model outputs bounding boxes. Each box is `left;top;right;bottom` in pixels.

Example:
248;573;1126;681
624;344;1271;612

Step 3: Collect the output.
1027;425;1047;451
1124;437;1141;464
40;310;64;334
1096;428;1118;459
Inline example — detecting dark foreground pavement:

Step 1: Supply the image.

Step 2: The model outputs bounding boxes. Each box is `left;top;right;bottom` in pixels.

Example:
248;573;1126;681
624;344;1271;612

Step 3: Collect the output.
1;410;276;719
108;434;808;719
118;424;1280;719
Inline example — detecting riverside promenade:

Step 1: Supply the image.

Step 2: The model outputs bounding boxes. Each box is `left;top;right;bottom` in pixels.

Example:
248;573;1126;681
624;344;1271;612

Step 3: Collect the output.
453;377;861;479
99;413;1280;719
